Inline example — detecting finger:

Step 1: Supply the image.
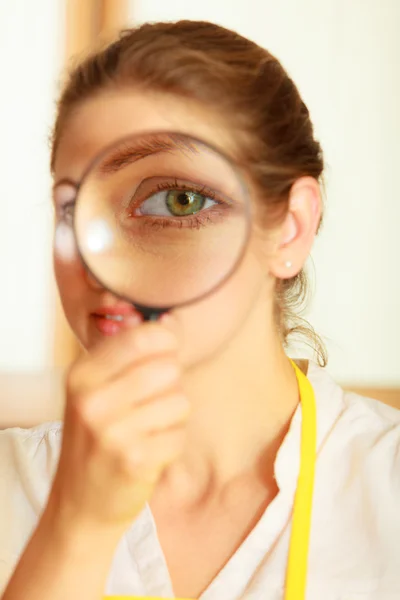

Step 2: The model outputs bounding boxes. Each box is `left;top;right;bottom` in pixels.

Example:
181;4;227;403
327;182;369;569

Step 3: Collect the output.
68;322;179;393
69;355;182;424
103;391;190;437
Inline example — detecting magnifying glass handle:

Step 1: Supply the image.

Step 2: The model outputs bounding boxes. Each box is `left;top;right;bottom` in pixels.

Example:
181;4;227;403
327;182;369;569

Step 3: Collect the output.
136;305;168;322
144;312;161;322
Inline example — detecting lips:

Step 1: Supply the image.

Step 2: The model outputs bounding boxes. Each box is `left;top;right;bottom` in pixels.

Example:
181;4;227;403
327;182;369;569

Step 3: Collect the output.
91;304;143;335
102;314;124;322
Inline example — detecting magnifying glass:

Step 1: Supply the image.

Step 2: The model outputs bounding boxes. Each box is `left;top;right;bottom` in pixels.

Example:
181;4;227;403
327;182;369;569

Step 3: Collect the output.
73;131;251;320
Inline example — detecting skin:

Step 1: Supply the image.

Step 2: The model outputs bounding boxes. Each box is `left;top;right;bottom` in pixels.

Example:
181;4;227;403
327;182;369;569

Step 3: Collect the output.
3;89;321;600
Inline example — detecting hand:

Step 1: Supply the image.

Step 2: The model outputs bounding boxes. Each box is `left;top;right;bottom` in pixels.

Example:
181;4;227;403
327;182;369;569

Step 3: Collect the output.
47;321;188;538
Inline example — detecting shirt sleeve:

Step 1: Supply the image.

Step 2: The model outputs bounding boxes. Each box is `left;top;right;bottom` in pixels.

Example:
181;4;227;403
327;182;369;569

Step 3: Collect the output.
0;422;62;594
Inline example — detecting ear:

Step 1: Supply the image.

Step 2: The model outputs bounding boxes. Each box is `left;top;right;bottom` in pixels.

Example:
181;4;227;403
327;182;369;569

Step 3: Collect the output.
270;176;322;279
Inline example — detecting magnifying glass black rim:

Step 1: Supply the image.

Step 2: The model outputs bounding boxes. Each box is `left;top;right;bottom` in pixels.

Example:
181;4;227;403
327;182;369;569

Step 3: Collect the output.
72;129;253;317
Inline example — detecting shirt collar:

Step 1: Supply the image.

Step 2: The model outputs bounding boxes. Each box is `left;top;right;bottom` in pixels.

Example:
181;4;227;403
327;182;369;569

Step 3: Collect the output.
274;361;345;493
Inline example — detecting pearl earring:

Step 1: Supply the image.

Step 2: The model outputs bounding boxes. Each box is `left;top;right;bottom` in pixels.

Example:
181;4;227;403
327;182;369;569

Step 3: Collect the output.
285;260;292;268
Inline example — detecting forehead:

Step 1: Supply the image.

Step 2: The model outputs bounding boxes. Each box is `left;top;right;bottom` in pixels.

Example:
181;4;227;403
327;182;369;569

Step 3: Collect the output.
53;90;238;183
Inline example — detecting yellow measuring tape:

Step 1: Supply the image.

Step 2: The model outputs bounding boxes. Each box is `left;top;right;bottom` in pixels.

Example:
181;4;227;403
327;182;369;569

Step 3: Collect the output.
284;361;317;600
105;361;317;600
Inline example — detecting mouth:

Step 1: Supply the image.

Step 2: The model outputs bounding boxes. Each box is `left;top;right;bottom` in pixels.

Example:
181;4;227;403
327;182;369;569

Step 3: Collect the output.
101;314;125;322
91;305;143;335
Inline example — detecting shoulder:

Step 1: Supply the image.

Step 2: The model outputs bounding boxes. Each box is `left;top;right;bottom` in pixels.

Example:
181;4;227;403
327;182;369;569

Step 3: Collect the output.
308;361;400;514
0;421;63;503
0;422;62;567
307;360;400;435
305;364;400;587
0;421;63;480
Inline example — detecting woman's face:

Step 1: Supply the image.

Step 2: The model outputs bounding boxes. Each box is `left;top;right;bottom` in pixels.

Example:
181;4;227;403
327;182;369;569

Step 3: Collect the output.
52;90;277;366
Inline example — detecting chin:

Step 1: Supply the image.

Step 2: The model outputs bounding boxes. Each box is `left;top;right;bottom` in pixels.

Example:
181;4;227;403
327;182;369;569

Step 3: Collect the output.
173;297;257;370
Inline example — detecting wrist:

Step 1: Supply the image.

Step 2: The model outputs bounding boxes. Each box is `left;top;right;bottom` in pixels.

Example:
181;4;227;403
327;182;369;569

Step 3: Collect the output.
41;495;126;562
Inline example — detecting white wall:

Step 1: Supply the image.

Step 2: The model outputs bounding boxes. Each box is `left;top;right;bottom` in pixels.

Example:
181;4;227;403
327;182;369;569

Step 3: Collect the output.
1;1;399;385
0;0;63;371
128;0;400;386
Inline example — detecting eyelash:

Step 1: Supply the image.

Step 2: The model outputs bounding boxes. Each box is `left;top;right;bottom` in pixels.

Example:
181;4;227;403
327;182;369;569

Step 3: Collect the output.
131;179;228;230
57;180;229;230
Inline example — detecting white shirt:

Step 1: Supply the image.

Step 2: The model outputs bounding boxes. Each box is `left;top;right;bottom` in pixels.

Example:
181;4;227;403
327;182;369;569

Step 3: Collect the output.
0;362;399;599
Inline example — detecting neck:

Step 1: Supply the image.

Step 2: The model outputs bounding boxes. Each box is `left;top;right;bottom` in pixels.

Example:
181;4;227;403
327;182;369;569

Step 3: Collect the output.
160;299;300;503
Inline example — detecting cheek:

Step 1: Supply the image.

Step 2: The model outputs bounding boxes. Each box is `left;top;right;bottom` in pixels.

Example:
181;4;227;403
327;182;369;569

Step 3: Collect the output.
172;247;271;367
53;230;89;333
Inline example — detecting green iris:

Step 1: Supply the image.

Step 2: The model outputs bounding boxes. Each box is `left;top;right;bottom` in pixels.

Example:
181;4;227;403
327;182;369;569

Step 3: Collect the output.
166;190;206;216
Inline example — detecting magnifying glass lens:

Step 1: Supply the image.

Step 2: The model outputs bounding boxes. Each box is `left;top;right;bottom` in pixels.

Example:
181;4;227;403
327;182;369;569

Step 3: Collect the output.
74;132;250;312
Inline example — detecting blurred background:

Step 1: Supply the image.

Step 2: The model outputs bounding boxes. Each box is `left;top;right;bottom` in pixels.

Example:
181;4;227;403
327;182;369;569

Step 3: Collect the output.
0;0;399;425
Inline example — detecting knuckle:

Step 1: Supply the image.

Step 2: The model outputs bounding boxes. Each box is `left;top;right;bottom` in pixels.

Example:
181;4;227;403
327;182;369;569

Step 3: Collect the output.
136;359;180;394
129;328;151;354
121;444;144;475
157;393;190;426
100;429;142;468
68;389;102;431
162;428;186;461
102;436;121;458
157;358;181;382
77;394;98;423
95;431;123;465
129;324;177;356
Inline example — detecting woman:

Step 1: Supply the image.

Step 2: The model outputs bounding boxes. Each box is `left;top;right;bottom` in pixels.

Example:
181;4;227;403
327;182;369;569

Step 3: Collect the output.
0;21;399;600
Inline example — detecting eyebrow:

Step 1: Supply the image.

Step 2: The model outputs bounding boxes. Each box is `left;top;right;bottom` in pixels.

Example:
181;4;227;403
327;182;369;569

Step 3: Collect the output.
97;133;200;174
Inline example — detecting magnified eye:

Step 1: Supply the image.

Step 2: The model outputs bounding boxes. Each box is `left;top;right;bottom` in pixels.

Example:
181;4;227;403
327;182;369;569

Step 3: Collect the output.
137;189;217;217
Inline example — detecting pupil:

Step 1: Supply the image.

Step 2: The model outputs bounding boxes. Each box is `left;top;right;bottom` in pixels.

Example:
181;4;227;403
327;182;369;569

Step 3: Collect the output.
177;193;190;206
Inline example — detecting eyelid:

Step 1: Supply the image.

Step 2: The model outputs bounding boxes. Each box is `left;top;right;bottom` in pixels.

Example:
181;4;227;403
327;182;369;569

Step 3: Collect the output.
131;177;226;211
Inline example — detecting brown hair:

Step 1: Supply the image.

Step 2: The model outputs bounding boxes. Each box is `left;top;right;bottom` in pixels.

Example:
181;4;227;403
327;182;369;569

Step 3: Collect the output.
51;20;327;365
